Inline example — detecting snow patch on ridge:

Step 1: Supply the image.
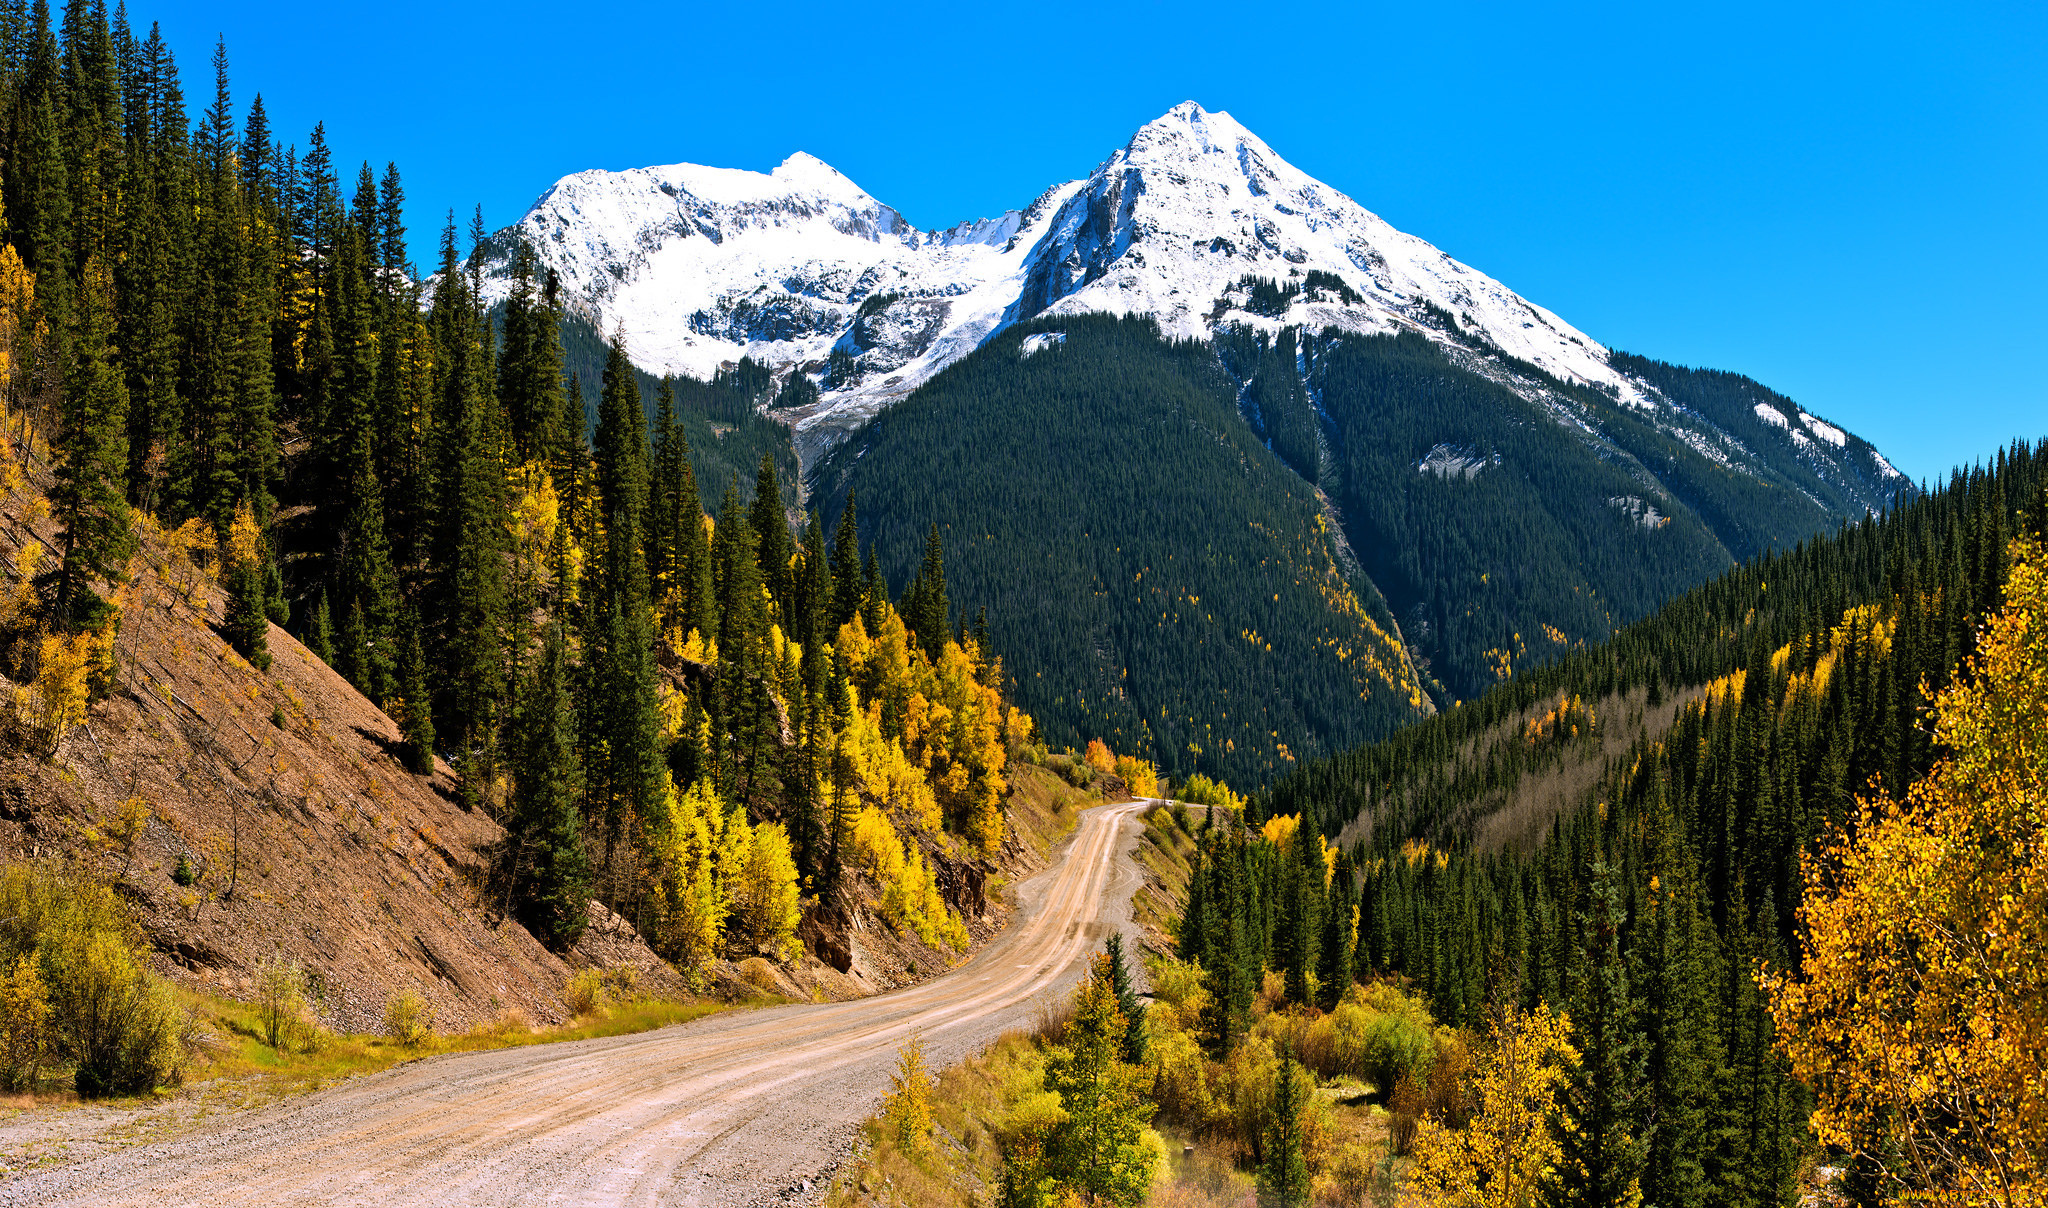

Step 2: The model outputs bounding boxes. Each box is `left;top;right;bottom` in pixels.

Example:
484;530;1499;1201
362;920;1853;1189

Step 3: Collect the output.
1799;411;1847;447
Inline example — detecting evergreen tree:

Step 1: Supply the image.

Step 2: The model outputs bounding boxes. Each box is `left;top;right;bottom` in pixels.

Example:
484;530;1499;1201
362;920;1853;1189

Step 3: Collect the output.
48;256;132;631
1101;932;1148;1066
1549;861;1652;1208
509;621;592;946
750;451;793;625
394;605;435;774
830;490;861;631
1258;1057;1313;1208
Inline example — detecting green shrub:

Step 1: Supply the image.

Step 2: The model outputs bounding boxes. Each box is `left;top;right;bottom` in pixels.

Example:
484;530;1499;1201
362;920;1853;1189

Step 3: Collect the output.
0;862;186;1097
254;955;320;1052
1047;753;1095;789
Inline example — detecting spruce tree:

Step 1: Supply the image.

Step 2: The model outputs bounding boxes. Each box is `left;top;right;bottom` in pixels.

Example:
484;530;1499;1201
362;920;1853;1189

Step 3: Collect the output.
1101;932;1148;1066
1549;861;1651;1208
48;257;133;631
750;452;793;625
394;606;435;774
1258;1057;1313;1208
909;521;948;658
830;491;861;631
510;621;592;946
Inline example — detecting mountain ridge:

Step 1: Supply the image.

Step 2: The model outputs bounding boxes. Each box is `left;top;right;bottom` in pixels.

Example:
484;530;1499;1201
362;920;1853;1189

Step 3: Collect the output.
476;101;1904;507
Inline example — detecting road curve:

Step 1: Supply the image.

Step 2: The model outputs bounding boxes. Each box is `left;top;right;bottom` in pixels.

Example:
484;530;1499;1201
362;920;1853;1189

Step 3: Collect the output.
1;799;1154;1208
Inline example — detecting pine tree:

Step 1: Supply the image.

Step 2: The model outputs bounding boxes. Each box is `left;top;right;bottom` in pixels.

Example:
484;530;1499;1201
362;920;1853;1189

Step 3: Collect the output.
750;452;793;625
48;256;132;632
1258;1057;1314;1208
908;521;948;659
1101;932;1148;1066
1548;860;1651;1208
394;606;435;774
221;501;271;672
509;621;592;946
830;491;861;631
584;336;664;866
333;443;400;705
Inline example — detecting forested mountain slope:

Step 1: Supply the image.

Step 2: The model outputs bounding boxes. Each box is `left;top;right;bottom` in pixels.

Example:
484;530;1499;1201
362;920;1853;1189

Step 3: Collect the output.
819;309;1914;786
814;315;1430;789
484;101;1909;784
1197;440;2048;1206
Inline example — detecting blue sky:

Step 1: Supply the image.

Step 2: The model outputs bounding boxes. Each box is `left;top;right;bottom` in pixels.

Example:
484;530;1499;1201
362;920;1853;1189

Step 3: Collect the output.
144;0;2046;482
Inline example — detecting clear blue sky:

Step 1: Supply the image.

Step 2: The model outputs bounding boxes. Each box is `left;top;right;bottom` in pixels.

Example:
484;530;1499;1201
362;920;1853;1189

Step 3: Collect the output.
142;0;2046;483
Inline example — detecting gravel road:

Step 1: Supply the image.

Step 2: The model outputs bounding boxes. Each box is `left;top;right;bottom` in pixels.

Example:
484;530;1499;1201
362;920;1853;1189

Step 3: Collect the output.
0;799;1153;1208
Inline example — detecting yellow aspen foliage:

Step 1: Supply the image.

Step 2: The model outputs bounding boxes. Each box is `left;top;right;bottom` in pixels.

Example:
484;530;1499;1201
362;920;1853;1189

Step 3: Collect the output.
849;805;969;952
0;953;49;1091
678;627;718;665
642;776;728;964
1084;739;1116;775
221;499;262;569
883;1033;935;1153
1112;754;1158;797
15;631;94;755
729;821;802;961
1767;536;2048;1208
1177;772;1246;812
506;461;580;602
1261;812;1302;851
0;540;40;633
1406;1003;1578;1208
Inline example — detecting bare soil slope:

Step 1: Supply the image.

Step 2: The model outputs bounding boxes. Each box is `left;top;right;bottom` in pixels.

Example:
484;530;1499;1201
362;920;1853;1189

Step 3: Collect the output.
0;504;582;1030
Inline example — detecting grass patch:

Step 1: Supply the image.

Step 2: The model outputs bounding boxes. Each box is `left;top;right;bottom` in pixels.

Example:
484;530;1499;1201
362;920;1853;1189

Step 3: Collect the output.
157;990;732;1106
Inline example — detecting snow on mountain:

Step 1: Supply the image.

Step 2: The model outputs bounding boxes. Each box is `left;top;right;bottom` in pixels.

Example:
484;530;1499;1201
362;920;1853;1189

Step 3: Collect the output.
1004;103;1641;401
474;102;1887;488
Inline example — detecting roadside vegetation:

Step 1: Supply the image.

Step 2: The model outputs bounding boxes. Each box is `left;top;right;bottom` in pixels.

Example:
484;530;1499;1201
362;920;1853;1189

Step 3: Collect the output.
0;856;736;1107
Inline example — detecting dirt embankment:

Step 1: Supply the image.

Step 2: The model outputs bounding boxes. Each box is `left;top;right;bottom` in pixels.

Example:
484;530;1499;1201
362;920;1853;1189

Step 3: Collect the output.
0;502;586;1031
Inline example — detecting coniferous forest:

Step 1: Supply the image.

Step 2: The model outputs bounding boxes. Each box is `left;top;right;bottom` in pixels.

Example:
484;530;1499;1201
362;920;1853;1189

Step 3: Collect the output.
0;0;1023;969
1167;442;2048;1206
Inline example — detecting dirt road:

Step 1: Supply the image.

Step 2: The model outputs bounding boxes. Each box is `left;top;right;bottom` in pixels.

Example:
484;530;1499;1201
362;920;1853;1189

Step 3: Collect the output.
0;799;1153;1208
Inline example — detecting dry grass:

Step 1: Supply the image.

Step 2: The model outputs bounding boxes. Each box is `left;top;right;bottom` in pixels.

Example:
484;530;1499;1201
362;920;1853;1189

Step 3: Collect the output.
143;986;730;1106
1003;762;1087;863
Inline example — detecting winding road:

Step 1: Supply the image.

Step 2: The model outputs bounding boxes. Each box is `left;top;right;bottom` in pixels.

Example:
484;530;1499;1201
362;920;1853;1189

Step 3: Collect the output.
1;799;1153;1208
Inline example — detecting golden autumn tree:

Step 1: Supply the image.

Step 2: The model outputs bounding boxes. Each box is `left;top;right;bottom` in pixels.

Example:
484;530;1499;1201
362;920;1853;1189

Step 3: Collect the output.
1768;536;2048;1208
1406;1003;1579;1208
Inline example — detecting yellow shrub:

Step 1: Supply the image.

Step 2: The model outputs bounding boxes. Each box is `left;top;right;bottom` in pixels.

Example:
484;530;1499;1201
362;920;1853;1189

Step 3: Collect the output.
1113;755;1158;797
0;953;50;1090
383;988;434;1047
563;969;609;1018
15;631;93;754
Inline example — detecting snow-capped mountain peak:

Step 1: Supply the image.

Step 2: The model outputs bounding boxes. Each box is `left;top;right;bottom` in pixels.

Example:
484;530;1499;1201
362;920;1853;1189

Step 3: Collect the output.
472;102;1878;474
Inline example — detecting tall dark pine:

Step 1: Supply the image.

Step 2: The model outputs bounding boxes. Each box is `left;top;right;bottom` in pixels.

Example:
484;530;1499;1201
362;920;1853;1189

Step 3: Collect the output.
428;228;509;809
585;335;664;856
830;491;861;631
1548;861;1652;1208
48;258;132;632
509;622;592;946
750;452;794;627
905;521;948;658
